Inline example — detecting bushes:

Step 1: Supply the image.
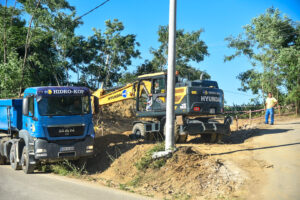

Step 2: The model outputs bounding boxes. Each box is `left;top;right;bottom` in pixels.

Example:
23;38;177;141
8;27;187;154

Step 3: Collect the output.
135;142;166;171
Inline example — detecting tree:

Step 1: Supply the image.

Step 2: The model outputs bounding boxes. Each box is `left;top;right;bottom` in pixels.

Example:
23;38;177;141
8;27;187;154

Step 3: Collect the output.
225;8;300;109
82;19;140;88
0;0;77;97
119;26;211;85
150;25;209;79
0;50;22;98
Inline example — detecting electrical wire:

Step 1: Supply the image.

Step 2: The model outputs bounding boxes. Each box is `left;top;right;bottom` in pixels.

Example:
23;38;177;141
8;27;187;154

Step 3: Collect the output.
75;0;111;21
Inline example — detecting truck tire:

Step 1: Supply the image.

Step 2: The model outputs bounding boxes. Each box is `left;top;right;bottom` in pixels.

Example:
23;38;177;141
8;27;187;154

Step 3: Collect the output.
21;146;34;174
177;134;188;143
201;133;217;143
164;122;187;143
10;143;21;170
0;155;6;165
132;123;153;141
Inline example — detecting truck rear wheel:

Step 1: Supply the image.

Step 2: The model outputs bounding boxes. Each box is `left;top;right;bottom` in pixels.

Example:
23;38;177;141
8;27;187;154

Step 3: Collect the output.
21;146;34;174
177;134;188;143
164;122;187;143
132;123;153;141
201;133;217;143
0;155;6;165
10;143;21;170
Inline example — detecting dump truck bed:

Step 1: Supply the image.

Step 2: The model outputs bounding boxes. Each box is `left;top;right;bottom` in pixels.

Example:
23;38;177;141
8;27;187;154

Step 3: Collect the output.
0;99;23;132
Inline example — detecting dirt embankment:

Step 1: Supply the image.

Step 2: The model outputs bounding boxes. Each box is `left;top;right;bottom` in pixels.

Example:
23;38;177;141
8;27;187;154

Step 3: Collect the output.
87;100;298;199
93;99;137;135
96;145;247;199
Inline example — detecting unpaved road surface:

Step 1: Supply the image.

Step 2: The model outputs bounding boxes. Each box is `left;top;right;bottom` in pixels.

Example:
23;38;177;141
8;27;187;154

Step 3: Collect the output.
249;119;300;200
0;165;151;200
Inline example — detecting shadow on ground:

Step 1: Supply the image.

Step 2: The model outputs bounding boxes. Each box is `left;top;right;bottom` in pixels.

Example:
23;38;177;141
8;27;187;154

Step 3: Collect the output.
209;142;300;156
85;134;151;174
188;128;293;145
223;128;292;144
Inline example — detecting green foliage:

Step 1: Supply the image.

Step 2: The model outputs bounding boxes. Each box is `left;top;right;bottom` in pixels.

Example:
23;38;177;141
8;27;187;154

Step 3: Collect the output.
135;143;166;171
119;183;130;191
119;72;137;85
50;160;87;177
79;19;140;88
136;60;159;76
225;8;300;107
128;175;142;187
119;25;211;85
172;193;192;200
0;51;22;98
150;25;209;78
0;0;77;97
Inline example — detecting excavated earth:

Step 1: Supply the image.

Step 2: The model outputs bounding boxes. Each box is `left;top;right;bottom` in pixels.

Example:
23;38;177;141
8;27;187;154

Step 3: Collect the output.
81;100;298;199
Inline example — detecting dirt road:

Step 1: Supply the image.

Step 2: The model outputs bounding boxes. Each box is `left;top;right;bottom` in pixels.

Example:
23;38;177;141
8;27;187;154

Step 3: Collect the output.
205;118;300;200
0;165;151;200
248;119;300;200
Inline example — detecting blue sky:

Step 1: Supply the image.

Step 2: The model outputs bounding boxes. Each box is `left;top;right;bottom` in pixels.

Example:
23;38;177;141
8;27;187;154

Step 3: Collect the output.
60;1;300;105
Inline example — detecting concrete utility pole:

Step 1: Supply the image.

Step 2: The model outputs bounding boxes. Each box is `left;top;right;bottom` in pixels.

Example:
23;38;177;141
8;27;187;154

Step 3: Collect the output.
165;0;177;151
152;0;177;159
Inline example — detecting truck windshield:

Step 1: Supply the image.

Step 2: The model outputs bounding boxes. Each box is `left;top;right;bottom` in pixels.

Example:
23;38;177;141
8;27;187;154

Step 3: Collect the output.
38;96;91;116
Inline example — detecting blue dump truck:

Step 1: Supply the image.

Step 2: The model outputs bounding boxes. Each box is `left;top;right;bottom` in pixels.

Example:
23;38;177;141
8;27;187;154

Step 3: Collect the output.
0;86;98;174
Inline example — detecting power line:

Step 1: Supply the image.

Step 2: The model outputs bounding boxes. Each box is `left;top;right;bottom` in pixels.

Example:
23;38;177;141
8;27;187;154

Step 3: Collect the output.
75;0;111;21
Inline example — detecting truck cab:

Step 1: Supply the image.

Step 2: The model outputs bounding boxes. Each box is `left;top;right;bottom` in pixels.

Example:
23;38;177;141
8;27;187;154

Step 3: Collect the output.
0;86;97;173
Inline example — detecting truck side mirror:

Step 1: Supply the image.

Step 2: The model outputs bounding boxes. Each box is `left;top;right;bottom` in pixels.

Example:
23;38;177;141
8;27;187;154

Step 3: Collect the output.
23;97;29;116
94;96;99;114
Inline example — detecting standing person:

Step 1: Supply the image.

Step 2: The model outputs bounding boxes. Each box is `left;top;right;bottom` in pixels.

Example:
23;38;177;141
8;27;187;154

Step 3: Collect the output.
265;92;278;125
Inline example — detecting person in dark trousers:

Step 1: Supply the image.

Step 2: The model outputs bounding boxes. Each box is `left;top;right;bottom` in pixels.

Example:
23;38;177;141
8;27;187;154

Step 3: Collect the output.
265;92;278;125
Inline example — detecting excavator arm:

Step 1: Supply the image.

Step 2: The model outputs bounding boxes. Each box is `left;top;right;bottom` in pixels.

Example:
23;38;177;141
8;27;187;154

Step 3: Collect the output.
92;81;152;106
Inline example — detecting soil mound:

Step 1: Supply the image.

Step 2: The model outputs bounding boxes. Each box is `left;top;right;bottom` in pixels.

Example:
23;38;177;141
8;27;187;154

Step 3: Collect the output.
94;99;137;135
97;145;246;199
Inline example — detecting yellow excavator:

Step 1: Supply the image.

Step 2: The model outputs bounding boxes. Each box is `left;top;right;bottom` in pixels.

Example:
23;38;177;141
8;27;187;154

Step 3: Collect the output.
93;72;231;143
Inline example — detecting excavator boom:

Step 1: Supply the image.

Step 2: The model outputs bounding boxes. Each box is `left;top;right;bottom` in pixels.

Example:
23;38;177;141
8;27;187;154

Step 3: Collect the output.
93;83;135;106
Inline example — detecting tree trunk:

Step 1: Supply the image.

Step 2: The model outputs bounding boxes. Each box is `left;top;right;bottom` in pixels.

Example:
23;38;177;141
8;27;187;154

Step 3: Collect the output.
3;0;8;64
10;0;17;27
18;0;41;97
104;54;110;87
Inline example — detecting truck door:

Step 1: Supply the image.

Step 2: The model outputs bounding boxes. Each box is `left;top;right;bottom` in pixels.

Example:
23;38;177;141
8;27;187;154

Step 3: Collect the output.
23;96;36;135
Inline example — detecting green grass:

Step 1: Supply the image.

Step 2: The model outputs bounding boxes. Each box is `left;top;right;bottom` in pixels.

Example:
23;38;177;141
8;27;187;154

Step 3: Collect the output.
40;160;87;177
135;142;166;171
172;193;191;200
215;195;242;200
119;183;130;191
128;175;142;187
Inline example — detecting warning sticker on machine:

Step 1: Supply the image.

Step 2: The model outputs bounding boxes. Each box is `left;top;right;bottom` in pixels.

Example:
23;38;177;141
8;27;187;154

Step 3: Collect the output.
200;96;220;102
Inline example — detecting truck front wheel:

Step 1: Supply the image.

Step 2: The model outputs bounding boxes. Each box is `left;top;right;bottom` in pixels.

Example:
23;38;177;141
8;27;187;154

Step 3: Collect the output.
132;123;154;141
21;146;34;174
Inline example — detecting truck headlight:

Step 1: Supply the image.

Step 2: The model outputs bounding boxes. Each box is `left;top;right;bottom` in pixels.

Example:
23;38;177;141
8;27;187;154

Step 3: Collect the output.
86;145;93;153
36;149;47;153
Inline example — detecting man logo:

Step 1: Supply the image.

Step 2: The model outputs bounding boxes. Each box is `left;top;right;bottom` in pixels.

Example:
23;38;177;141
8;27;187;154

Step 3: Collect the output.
204;90;208;95
48;90;53;95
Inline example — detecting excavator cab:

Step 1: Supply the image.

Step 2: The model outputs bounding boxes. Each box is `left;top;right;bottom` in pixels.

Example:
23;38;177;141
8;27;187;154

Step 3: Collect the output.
136;72;168;117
